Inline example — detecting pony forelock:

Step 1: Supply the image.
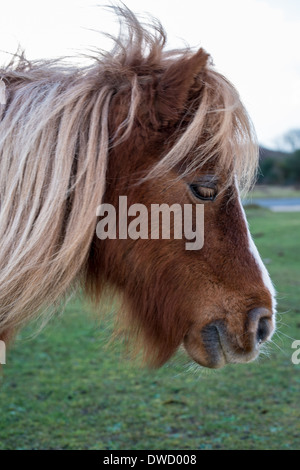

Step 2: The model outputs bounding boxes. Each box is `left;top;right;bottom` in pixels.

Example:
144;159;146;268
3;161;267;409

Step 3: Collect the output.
149;69;258;195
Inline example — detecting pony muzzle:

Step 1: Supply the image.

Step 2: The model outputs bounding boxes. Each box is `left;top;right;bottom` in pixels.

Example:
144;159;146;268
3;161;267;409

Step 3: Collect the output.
184;308;275;369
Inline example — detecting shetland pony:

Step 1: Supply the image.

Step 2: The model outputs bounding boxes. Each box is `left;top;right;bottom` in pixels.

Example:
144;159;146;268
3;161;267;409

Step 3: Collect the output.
0;6;276;368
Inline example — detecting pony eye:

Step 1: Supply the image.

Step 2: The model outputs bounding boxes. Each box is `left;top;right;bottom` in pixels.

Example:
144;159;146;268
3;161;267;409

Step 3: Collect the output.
189;183;217;201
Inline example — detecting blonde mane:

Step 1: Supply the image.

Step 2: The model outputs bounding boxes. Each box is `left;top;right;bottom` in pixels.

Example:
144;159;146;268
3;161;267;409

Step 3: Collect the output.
0;6;258;338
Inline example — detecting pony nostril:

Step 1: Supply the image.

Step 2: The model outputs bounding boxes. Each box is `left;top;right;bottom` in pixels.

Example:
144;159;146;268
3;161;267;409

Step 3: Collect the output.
257;317;270;344
247;307;273;347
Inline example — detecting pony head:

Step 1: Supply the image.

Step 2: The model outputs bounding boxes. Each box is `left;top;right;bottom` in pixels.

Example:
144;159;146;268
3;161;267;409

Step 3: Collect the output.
0;6;276;368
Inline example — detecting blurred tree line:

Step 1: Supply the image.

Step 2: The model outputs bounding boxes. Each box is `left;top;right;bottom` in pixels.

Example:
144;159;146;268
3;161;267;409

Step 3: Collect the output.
258;129;300;185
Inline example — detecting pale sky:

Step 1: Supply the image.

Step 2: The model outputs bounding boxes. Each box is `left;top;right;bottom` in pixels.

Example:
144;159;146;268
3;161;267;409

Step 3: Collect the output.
0;0;299;149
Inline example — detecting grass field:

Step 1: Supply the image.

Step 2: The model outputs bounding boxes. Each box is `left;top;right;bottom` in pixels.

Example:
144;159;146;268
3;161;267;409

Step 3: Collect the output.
0;207;299;450
249;185;300;199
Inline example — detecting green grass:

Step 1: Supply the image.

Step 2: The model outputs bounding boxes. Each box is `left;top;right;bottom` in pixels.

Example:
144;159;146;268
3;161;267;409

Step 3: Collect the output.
249;185;300;199
0;208;300;450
